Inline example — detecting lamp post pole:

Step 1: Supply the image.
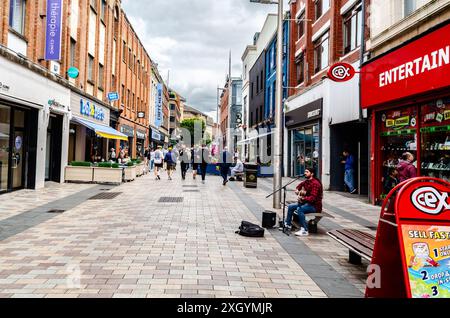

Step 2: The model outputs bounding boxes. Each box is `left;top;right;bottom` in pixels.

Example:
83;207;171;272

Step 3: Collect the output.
273;0;283;209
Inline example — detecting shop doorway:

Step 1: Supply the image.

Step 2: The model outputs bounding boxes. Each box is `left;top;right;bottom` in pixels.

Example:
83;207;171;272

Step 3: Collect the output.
45;114;63;182
292;124;320;178
330;121;369;195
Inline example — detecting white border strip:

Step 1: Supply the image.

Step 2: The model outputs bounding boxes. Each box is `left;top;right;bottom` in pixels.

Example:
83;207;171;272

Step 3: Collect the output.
295;3;306;19
312;20;330;42
340;0;359;15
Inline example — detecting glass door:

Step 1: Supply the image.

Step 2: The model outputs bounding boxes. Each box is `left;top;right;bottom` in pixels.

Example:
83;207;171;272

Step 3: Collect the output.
12;109;25;189
0;105;10;192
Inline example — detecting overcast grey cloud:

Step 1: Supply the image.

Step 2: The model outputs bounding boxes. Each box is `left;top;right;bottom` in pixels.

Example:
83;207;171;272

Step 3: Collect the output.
122;0;288;121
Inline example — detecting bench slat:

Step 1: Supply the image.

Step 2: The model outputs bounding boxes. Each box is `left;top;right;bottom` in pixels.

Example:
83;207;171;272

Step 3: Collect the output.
339;229;375;248
328;230;374;258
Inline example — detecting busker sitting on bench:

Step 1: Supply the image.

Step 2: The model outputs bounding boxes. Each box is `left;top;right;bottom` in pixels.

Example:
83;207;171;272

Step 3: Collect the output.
229;157;244;181
280;167;323;236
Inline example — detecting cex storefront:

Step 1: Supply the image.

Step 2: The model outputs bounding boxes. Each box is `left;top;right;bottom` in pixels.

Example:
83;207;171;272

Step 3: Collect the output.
361;22;450;204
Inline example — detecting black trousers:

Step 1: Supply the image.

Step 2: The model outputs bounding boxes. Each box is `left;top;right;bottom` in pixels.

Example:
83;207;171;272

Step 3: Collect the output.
200;163;208;181
220;166;229;182
180;162;189;179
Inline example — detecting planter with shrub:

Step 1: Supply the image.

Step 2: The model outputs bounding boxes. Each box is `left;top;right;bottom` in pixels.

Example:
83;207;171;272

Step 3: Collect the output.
124;161;136;181
93;162;122;184
65;162;93;183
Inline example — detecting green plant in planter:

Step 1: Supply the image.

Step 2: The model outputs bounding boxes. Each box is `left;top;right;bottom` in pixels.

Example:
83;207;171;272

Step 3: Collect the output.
70;161;92;167
111;163;120;169
97;162;120;168
126;161;135;167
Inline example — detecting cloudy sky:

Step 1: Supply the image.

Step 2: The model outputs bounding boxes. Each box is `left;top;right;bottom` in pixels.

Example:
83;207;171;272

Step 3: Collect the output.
122;0;288;122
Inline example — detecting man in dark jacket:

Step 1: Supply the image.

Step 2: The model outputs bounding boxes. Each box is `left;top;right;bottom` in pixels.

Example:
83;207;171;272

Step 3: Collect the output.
397;152;417;182
341;149;356;194
219;148;233;185
282;167;323;236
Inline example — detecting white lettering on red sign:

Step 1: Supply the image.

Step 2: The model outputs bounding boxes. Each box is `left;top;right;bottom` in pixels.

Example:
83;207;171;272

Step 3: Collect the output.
411;186;450;215
379;46;449;88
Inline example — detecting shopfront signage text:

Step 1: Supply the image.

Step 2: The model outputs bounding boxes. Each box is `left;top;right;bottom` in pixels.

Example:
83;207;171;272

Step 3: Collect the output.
136;131;146;139
307;109;321;119
327;63;356;82
152;131;161;141
155;84;163;128
108;92;119;101
361;23;450;109
411;187;450;215
0;82;10;92
48;99;67;111
45;0;63;60
80;99;105;121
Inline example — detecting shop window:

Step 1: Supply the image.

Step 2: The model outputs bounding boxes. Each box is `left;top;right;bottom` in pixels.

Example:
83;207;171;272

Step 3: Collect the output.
378;106;418;198
343;3;362;54
314;32;329;74
420;99;450;182
9;0;26;35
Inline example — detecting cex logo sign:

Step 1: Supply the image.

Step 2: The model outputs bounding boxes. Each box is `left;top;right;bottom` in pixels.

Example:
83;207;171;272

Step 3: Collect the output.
411;186;450;215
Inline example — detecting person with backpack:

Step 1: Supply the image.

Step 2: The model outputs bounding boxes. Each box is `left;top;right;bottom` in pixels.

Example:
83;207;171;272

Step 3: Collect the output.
179;145;190;180
164;147;176;180
154;146;164;180
281;167;323;237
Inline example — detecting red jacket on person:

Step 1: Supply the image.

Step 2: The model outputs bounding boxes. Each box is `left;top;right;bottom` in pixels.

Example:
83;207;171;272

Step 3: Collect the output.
397;160;417;182
296;177;323;213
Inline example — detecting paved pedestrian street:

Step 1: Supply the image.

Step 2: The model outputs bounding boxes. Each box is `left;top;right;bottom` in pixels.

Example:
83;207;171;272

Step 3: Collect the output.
0;173;380;298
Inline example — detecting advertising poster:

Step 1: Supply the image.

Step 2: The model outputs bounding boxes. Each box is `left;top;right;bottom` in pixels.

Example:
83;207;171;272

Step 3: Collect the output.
154;83;163;128
401;224;450;298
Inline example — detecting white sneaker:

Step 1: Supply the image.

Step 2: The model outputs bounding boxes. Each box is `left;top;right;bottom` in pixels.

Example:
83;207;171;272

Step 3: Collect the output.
278;224;292;231
295;229;309;236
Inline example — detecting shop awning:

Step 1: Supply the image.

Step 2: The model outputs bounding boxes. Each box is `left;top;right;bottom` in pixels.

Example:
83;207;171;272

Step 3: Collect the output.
72;117;128;141
237;131;274;145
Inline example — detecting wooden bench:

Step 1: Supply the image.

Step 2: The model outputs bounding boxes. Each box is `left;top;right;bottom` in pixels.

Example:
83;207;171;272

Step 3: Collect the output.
327;229;375;265
229;171;244;181
281;200;334;233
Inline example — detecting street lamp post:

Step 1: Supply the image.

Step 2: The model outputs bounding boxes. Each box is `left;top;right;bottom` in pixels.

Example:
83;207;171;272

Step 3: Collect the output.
250;0;283;209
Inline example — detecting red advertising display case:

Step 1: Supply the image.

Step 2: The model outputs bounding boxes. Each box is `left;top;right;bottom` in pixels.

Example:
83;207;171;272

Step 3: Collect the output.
367;177;450;298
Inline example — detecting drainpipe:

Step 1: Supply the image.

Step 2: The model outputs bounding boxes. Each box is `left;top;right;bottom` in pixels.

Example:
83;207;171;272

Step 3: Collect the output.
358;0;366;123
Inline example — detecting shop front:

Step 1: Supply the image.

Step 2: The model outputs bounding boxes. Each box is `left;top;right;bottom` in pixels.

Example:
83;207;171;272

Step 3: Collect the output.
69;92;127;163
150;127;164;148
285;99;322;179
361;21;450;204
136;129;147;158
119;124;135;158
0;54;71;192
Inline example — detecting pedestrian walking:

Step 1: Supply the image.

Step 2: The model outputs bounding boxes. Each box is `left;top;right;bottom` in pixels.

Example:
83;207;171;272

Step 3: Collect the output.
191;145;200;180
200;144;210;184
154;146;164;180
109;148;116;162
397;152;417;182
179;145;190;180
341;149;357;194
164;147;176;180
219;148;232;185
150;148;155;172
383;167;399;195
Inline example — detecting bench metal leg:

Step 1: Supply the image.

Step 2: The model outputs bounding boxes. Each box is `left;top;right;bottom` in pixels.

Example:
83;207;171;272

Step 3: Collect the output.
308;220;318;234
349;250;362;265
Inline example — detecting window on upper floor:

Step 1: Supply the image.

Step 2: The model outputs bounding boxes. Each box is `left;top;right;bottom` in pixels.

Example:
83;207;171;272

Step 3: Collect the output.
122;41;126;63
250;112;253;126
343;2;362;54
314;0;330;21
112;75;116;90
90;0;97;12
9;0;26;35
256;75;259;93
296;54;305;85
121;84;125;103
250;82;254;99
297;12;305;40
100;0;107;22
70;38;77;68
260;71;263;92
129;48;132;69
127;89;130;108
88;54;95;82
314;32;329;74
98;64;104;89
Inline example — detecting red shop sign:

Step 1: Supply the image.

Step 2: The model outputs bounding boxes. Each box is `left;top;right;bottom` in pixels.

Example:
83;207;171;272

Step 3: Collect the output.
327;62;356;82
361;23;450;109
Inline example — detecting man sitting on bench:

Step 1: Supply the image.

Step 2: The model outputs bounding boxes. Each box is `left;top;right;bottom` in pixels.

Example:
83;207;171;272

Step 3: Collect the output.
281;167;323;236
229;157;244;181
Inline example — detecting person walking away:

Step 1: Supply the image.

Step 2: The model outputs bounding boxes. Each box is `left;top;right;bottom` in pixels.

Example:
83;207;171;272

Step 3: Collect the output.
341;149;357;194
164;147;176;180
230;157;244;181
200;144;210;184
383;167;399;195
109;148;116;162
154;146;164;180
150;148;155;172
144;147;150;172
191;145;200;180
282;167;323;236
219;148;232;185
179;146;190;180
397;152;417;182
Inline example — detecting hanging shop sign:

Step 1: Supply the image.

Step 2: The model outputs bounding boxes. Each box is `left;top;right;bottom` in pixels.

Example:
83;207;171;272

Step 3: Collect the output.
366;177;450;298
44;0;63;60
107;92;119;102
361;23;450;108
327;62;356;82
67;67;79;79
137;111;145;118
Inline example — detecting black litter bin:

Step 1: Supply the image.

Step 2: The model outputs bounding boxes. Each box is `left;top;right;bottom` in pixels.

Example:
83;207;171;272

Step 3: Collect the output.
244;164;258;188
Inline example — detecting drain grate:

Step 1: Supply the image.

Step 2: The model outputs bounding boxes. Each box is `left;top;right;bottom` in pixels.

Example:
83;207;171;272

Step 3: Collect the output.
183;190;199;192
47;209;66;214
88;192;122;200
182;185;198;188
158;197;184;203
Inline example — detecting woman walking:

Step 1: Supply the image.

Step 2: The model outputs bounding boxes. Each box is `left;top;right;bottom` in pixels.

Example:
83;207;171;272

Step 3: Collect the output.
179;145;190;180
164;147;176;180
154;146;164;180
